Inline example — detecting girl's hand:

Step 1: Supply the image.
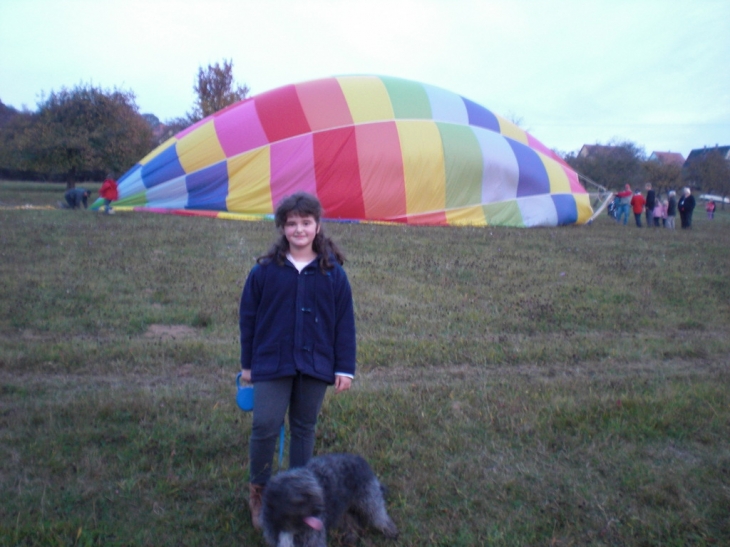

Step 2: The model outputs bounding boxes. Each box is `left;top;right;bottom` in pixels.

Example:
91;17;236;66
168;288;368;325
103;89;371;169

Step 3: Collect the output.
239;369;252;383
334;375;352;394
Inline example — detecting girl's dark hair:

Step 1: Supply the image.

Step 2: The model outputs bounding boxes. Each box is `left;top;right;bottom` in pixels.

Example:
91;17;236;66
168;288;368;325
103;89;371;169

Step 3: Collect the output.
257;192;345;270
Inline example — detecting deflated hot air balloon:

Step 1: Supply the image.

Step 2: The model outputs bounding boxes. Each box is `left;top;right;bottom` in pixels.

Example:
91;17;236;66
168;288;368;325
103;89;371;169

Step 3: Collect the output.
108;75;592;227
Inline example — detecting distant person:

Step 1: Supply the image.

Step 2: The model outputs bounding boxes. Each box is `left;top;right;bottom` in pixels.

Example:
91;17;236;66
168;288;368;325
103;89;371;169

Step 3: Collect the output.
659;199;668;227
99;175;119;214
678;187;696;229
630;189;645;227
666;191;677;230
644;183;656;227
705;199;715;220
64;188;91;209
652;197;664;227
615;184;632;225
607;195;619;220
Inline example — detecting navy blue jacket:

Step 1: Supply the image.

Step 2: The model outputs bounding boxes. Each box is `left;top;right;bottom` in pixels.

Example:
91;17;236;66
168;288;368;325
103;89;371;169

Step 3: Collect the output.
64;188;89;209
667;196;677;216
645;189;656;210
239;256;356;384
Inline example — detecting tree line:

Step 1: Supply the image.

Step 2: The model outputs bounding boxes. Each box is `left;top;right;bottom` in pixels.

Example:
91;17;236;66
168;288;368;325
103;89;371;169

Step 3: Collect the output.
0;60;248;188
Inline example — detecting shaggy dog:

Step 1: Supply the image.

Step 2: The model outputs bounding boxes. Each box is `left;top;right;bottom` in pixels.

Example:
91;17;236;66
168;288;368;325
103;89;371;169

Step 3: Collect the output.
261;453;398;547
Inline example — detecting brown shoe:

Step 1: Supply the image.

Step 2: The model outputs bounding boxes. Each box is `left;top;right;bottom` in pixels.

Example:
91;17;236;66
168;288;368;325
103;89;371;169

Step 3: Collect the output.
249;483;265;530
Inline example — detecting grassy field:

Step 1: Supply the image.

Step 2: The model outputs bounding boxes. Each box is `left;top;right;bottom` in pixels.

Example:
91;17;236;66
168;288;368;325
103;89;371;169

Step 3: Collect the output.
1;181;729;546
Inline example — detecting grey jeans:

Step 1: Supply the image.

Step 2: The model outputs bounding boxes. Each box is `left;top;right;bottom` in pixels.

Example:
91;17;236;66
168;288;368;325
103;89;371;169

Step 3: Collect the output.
249;374;328;485
645;209;654;227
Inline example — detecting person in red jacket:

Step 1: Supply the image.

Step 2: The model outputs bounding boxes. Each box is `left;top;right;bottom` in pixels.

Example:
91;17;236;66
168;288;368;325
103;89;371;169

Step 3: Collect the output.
614;184;632;225
99;175;119;214
630;189;645;227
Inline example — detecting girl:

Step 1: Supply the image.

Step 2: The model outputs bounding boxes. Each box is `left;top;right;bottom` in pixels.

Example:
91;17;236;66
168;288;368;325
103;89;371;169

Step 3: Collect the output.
653;198;663;227
238;192;356;529
666;191;677;229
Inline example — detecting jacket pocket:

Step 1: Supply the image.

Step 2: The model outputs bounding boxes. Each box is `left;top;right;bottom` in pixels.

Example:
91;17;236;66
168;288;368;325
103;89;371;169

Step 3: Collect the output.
252;343;280;375
312;344;334;374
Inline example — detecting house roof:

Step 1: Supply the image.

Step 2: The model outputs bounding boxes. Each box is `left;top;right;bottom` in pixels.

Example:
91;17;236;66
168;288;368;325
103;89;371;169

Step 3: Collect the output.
648;151;685;166
578;144;624;159
685;145;730;164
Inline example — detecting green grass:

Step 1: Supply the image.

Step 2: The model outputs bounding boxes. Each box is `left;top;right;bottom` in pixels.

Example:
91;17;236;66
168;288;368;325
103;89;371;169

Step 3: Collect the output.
1;180;729;546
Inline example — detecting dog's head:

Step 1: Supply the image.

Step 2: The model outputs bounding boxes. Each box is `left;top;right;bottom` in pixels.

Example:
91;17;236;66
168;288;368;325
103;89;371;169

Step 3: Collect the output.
262;468;326;535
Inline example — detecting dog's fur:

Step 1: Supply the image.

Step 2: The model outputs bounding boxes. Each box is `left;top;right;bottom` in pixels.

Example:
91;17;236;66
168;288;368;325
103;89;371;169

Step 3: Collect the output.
261;453;398;547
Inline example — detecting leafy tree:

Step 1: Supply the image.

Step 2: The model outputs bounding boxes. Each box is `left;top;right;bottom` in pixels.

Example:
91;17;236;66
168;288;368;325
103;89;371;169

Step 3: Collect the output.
642;161;682;196
189;59;250;122
565;140;645;191
156;116;191;144
6;85;154;187
0;107;37;180
0;99;19;128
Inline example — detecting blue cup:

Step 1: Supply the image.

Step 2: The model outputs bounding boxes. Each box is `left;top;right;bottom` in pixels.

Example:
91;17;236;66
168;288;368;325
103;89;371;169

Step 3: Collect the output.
236;372;254;411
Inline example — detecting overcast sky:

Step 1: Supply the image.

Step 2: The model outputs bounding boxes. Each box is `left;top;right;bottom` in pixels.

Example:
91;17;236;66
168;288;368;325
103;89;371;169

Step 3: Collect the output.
1;0;728;158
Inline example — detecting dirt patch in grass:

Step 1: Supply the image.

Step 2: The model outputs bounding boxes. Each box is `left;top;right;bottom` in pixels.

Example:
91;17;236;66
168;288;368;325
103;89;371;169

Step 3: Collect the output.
143;324;198;340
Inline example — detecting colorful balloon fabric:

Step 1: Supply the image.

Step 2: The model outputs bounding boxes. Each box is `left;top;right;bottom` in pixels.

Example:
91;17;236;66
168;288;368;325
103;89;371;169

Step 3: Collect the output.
112;75;592;227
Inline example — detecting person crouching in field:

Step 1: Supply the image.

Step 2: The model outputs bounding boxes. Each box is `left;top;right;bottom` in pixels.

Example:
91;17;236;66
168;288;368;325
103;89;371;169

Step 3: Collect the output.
64;188;91;209
99;175;119;214
631;189;645;227
238;192;356;530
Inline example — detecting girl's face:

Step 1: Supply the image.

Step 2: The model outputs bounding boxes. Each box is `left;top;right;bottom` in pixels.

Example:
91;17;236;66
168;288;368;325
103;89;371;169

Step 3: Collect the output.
283;213;320;252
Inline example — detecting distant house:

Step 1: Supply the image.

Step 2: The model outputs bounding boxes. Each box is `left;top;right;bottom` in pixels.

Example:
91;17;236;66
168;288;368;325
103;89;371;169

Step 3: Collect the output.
578;144;624;159
684;145;730;165
683;145;730;194
648;151;685;167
